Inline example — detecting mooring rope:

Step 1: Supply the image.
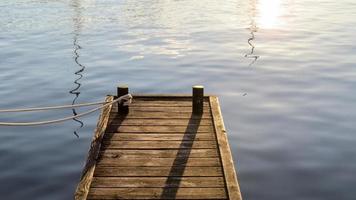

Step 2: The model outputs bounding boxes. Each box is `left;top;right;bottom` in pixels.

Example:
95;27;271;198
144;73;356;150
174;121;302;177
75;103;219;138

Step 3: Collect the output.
0;101;105;113
0;94;132;126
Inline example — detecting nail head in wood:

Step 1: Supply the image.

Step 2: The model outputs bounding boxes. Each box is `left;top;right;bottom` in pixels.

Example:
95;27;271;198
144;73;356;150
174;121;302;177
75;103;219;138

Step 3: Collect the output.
192;85;204;114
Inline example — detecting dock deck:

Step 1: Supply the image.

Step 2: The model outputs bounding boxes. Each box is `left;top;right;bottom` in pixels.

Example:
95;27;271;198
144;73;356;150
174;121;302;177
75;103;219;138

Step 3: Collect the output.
75;87;242;199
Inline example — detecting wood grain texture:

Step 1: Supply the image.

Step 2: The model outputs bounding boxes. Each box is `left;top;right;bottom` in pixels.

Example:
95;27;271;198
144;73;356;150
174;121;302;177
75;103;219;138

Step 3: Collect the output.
94;166;223;177
76;95;242;200
103;133;215;141
107;118;212;126
123;100;210;107
106;125;213;133
75;96;114;200
109;112;211;119
210;96;243;200
91;177;225;188
131;96;210;100
102;140;217;149
97;157;221;167
99;149;218;159
131;98;209;103
87;188;227;199
111;106;210;113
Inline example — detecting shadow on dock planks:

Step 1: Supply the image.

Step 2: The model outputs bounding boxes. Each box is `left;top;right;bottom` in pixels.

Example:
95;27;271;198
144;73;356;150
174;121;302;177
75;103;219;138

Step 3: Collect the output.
75;85;242;200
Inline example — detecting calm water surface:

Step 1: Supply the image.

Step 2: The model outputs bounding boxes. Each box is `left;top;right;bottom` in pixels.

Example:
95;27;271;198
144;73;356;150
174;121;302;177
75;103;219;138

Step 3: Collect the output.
1;0;356;199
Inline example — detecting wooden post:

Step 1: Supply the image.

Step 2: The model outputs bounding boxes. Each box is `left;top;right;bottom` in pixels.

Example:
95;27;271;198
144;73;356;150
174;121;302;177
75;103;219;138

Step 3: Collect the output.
192;85;204;114
117;84;129;114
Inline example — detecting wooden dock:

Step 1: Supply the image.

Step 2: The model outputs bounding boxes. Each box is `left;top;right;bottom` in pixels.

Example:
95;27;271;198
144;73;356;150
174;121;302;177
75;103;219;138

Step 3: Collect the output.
75;86;242;200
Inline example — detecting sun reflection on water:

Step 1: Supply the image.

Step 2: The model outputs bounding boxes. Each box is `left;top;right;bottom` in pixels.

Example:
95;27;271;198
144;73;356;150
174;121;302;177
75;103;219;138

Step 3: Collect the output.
256;0;284;29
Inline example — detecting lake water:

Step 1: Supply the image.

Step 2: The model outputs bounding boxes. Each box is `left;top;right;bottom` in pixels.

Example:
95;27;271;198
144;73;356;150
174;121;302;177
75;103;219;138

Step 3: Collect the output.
1;0;356;199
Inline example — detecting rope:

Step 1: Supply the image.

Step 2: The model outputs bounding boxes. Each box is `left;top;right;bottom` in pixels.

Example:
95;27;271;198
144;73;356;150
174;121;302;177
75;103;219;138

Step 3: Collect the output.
0;94;132;126
0;101;105;113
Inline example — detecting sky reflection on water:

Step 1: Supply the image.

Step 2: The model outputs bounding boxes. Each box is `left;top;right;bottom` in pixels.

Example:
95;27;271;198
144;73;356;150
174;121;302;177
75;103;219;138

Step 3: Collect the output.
1;0;356;199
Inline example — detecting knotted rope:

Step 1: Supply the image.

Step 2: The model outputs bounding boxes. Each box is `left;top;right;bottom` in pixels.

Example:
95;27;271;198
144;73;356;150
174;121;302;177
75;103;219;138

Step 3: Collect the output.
0;94;132;126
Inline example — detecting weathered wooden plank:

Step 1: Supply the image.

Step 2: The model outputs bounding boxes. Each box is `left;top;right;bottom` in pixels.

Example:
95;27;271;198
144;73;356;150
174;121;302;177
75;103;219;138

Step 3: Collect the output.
94;166;223;177
103;133;215;141
91;177;225;188
134;94;196;98
109;112;211;119
111;106;210;113
120;100;210;107
87;188;227;199
77;94;242;200
120;103;210;107
132;96;210;100
104;131;215;135
132;97;209;102
107;118;212;126
106;125;214;133
97;157;221;167
102;140;217;149
99;149;218;158
128;99;209;103
210;96;242;200
75;96;114;200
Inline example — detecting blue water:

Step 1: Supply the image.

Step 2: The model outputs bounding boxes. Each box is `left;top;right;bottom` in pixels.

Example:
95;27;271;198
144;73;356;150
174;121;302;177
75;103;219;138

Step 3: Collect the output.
1;0;356;199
